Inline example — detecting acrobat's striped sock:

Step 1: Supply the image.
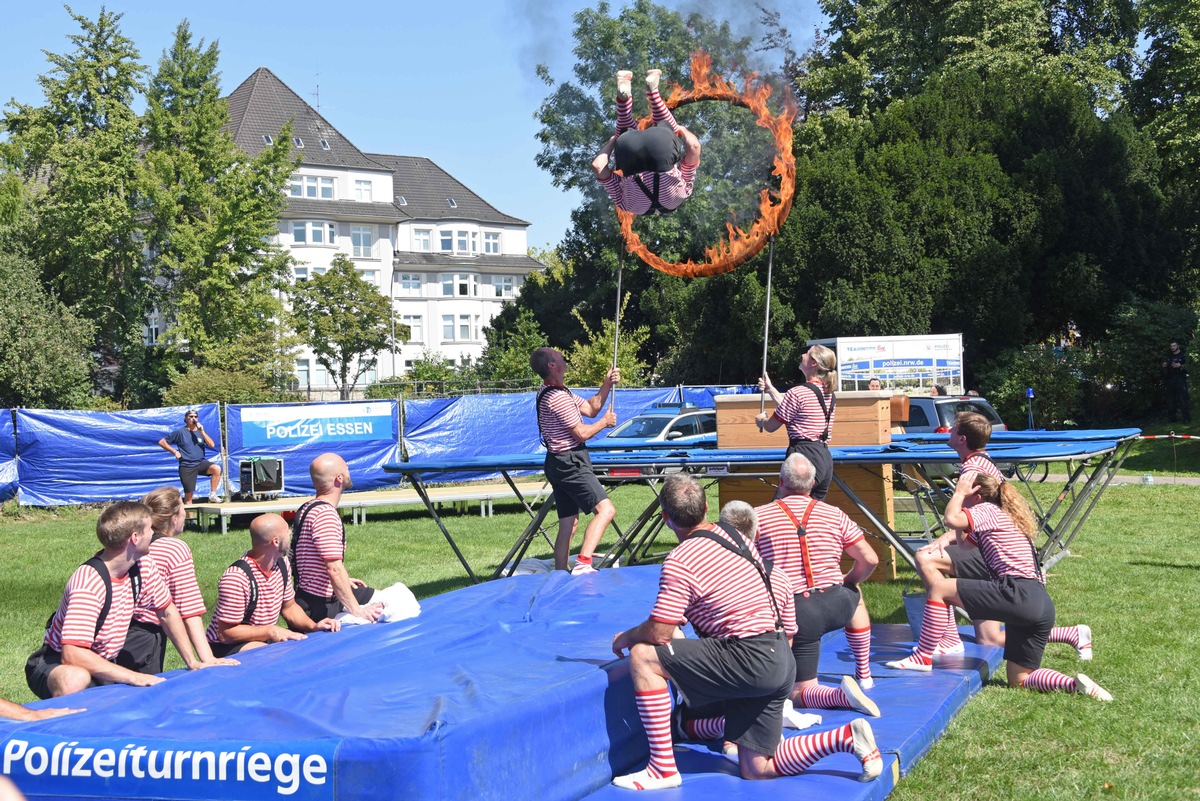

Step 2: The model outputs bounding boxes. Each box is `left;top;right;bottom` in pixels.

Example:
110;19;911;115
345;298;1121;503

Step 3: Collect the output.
938;606;963;651
685;716;724;740
616;95;635;134
845;625;873;681
1049;626;1080;647
913;599;949;663
773;724;852;775
646;88;681;132
634;688;678;778
797;683;850;710
1021;668;1075;694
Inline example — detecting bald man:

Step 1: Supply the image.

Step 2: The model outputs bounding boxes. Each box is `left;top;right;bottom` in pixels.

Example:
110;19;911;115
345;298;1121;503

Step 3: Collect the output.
206;514;339;655
290;454;383;624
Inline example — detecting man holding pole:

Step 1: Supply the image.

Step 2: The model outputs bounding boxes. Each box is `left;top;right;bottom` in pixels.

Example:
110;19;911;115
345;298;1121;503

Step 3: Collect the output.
529;347;620;575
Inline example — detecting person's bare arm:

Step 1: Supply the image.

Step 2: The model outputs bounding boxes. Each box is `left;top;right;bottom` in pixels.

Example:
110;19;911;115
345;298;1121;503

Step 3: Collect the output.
580;368;620;417
158;437;181;460
0;697;83;721
325;559;382;621
612;619;679;657
281;600;340;633
678;125;701;166
592;135;619;181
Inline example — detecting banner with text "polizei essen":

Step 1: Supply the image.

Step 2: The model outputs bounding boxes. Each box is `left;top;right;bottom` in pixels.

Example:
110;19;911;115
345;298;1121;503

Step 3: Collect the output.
225;401;401;496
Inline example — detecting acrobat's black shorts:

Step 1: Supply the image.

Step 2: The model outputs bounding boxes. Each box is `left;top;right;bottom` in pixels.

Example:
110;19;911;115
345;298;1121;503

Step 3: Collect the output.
544;448;608;519
116;619;166;675
614;121;683;174
791;584;860;681
179;459;216;495
25;644;118;700
657;631;794;757
948;544;990;580
957;576;1055;669
292;584;376;627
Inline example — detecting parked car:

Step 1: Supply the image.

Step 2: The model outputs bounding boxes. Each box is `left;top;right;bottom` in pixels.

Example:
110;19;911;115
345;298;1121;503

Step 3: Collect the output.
596;404;717;449
902;396;1007;434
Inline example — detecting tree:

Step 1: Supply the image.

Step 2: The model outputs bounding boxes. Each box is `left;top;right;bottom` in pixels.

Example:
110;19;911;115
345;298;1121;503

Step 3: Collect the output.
0;253;94;408
564;296;650;387
290;255;397;400
2;7;147;375
140;21;299;384
476;308;551;383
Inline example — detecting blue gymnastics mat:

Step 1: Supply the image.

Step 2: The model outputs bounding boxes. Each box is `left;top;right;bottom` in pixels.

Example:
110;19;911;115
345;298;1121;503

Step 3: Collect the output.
0;567;1002;801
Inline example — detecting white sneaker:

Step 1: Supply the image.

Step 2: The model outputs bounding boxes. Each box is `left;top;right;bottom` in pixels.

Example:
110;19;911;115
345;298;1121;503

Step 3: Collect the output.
932;641;965;656
840;676;881;717
612;767;682;790
849;718;883;782
570;562;598;576
884;653;932;672
781;698;821;730
857;676;874;690
616;70;633;101
1076;624;1093;661
1076;673;1113;702
645;69;662;93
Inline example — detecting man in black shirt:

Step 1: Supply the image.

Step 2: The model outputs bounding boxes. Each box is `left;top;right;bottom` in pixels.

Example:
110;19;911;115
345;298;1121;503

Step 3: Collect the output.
1163;340;1191;423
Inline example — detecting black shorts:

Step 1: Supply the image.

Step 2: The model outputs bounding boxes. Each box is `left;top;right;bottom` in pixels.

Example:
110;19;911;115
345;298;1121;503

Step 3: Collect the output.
786;440;833;501
544;449;608;519
656;631;794;757
614;121;683;174
791;585;859;682
25;644;117;700
208;639;255;658
957;576;1055;668
292;584;375;627
179;460;216;494
948;544;990;580
115;619;165;675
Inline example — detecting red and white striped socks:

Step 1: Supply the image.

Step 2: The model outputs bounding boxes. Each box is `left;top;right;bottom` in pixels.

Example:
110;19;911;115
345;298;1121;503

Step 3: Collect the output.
796;684;849;710
646;88;681;132
773;723;852;775
616;95;635;135
1021;668;1076;693
845;625;873;683
633;688;679;779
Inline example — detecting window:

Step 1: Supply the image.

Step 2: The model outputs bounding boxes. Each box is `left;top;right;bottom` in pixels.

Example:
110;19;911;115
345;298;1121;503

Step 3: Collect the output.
145;317;160;345
458;315;472;341
447;198;457;208
442;314;477;342
293;137;304;148
314;365;328;387
354;180;372;202
413;229;431;252
441;273;475;297
401;314;423;343
395;272;421;295
358;268;379;285
263;134;274;145
295;359;310;387
292;220;336;245
294;266;309;281
319;139;330;150
440;231;454;252
404;360;413;370
395;195;408;206
361;358;377;385
484;232;501;254
494;276;515;298
288;176;335;199
351;225;374;258
442;315;454;341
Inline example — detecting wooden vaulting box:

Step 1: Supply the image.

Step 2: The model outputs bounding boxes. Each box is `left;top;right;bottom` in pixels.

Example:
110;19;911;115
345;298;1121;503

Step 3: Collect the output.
713;392;900;581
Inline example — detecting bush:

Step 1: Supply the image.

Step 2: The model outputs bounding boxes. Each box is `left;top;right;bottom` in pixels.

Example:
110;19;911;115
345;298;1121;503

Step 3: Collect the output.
162;367;277;406
976;345;1084;429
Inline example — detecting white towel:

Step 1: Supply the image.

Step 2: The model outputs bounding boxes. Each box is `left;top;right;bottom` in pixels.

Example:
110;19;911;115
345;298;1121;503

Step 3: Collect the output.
782;699;822;730
334;582;421;625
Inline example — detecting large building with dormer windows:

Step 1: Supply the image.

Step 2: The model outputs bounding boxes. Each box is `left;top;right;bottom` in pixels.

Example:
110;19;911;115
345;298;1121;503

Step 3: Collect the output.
221;67;543;395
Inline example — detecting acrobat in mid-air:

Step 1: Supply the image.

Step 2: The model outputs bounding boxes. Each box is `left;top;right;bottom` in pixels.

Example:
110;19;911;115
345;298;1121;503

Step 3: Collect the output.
592;69;701;215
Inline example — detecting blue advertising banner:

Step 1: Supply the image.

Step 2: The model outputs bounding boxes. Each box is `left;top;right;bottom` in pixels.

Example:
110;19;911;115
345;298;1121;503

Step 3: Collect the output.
16;406;221;506
225;401;400;495
0;410;16;502
1;732;337;801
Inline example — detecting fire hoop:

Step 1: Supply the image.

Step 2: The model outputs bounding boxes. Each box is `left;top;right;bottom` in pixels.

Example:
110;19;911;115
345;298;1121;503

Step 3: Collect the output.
617;52;797;278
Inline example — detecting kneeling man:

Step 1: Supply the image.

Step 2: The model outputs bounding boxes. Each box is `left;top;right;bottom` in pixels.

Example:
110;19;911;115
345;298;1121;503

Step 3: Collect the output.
207;514;340;656
610;474;882;789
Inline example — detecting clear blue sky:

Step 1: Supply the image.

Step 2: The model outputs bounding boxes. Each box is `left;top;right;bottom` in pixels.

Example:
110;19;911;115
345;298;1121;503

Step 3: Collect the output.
1;1;820;249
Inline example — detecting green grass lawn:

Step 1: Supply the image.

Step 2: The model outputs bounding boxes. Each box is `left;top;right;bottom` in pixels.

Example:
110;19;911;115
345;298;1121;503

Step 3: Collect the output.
2;480;1198;798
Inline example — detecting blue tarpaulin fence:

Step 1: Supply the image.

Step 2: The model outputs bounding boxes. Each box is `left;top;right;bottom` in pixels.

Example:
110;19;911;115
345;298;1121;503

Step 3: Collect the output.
2;388;754;505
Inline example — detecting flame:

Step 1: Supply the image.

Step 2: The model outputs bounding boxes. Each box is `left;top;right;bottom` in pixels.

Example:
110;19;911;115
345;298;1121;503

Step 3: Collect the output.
617;51;797;278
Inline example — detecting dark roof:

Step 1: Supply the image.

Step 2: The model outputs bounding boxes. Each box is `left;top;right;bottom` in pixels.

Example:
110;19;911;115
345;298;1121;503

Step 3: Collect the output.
285;198;408;222
225;67;389;171
366;153;528;226
393;253;543;272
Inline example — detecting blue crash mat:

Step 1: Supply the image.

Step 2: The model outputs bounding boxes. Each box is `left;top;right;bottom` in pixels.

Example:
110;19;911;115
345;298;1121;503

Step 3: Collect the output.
1;568;1003;801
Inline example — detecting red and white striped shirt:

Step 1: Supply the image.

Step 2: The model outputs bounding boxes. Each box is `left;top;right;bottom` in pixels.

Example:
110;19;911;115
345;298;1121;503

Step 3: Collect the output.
601;161;698;215
963;503;1042;583
961;451;1005;481
44;558;171;661
754;496;864;590
650;525;797;640
773;382;835;442
206;553;295;641
295;502;344;598
134;537;206;624
537;384;588;453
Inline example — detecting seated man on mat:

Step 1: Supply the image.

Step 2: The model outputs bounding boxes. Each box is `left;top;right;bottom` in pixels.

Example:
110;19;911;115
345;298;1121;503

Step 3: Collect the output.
26;502;233;699
754;453;879;710
207;514;339;656
610;474;882;790
592;69;701;215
